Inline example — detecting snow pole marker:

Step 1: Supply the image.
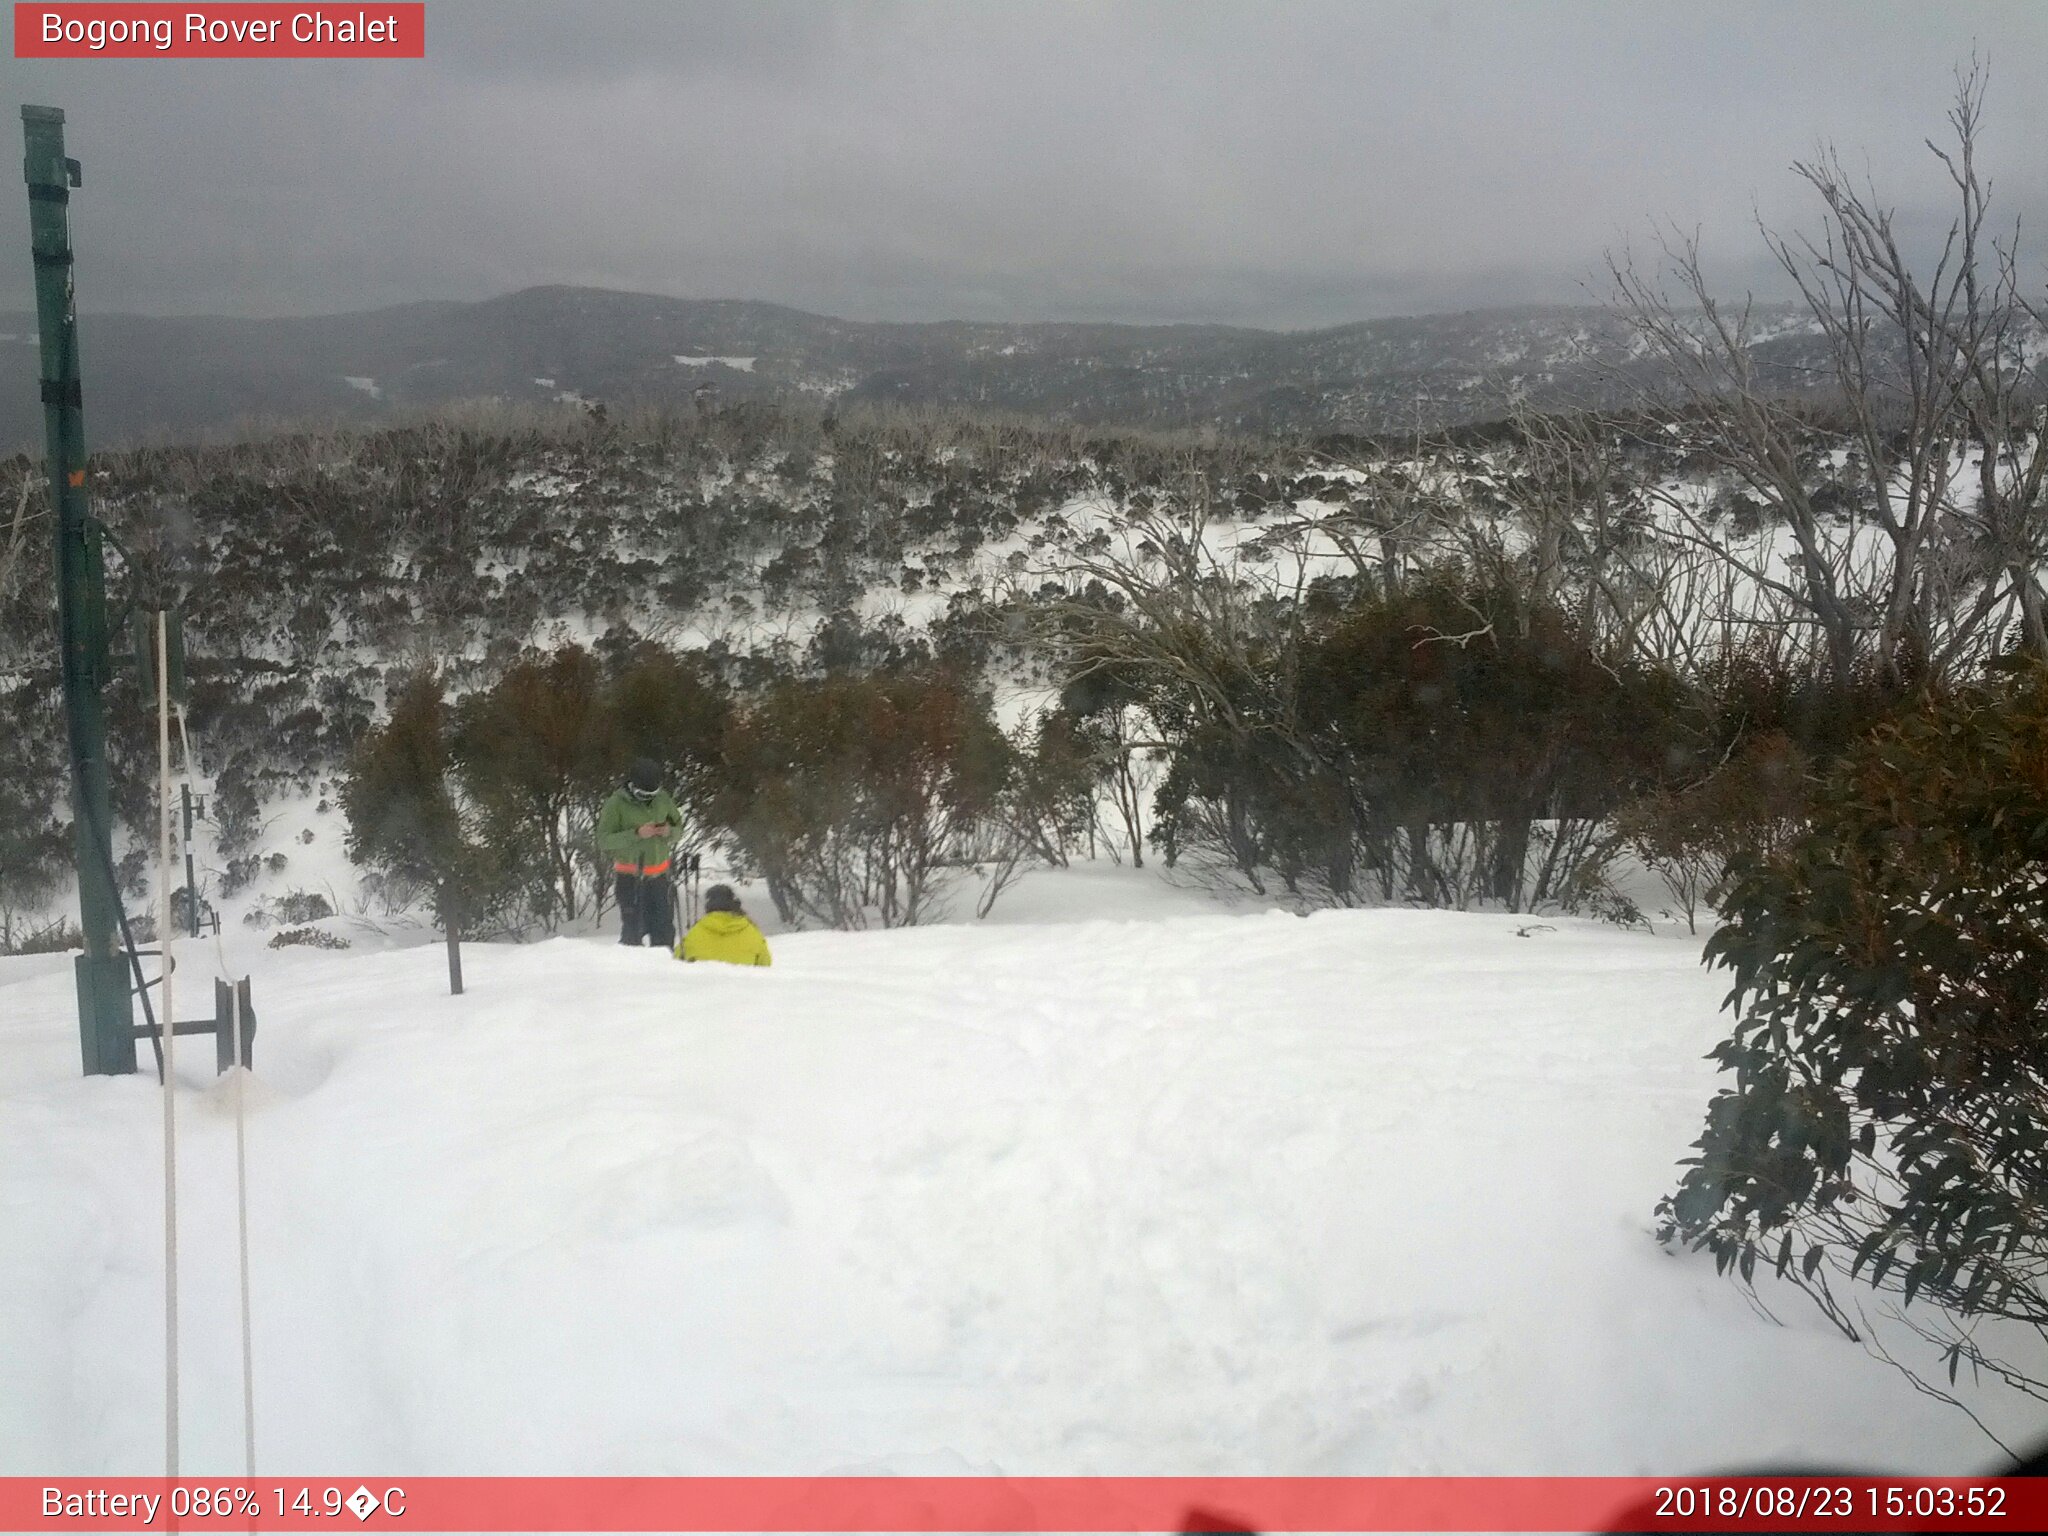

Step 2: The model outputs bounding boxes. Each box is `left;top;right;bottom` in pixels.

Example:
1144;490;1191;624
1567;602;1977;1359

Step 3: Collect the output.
231;980;254;1475
154;609;180;1477
186;703;259;1476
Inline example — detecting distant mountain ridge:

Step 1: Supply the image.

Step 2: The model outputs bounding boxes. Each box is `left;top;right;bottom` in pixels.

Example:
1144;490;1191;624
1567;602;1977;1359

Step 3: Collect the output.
0;284;1829;450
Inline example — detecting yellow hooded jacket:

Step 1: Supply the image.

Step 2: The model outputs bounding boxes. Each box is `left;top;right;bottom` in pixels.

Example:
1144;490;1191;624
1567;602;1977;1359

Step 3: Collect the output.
677;910;773;967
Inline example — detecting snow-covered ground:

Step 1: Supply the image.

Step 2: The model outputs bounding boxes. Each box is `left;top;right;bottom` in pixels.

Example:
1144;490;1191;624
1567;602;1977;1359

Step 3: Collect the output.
3;869;2043;1478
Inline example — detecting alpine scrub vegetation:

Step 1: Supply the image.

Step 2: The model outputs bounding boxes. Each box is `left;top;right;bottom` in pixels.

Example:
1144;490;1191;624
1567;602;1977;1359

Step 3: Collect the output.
1659;662;2048;1419
341;642;1059;933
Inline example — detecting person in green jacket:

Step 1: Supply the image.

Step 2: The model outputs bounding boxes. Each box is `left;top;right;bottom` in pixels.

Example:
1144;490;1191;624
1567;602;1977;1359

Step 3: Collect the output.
596;758;684;948
677;884;773;967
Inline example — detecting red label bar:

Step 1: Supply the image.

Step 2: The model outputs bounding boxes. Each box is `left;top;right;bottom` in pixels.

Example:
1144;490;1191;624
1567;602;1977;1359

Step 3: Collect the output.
1;1477;2041;1532
14;5;424;58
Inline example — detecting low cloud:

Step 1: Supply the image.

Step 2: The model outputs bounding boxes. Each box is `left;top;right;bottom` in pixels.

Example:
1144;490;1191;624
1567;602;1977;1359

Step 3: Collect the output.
3;0;2043;328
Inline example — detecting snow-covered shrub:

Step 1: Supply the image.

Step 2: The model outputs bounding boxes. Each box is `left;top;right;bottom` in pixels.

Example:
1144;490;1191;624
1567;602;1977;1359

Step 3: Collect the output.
0;916;82;956
220;855;262;897
277;889;333;923
1660;661;2048;1403
267;925;349;951
243;889;336;929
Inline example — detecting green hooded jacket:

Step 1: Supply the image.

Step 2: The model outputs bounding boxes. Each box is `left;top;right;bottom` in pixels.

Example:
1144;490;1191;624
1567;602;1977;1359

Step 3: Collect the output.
595;786;684;872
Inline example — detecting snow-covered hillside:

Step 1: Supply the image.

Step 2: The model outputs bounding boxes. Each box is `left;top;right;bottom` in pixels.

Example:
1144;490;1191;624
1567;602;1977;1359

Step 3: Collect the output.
0;290;1842;453
4;877;2040;1476
1;396;1999;948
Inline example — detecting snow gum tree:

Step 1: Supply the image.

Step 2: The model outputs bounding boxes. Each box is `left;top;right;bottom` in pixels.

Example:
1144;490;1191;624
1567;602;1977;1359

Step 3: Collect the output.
451;646;618;927
1611;63;2048;689
341;671;510;995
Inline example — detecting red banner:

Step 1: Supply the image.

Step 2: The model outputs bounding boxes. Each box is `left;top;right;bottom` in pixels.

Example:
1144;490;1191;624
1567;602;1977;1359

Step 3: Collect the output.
13;5;424;58
0;1476;2040;1532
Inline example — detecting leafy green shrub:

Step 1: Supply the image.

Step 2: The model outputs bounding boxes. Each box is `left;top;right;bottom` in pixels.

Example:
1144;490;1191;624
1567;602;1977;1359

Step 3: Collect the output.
1659;663;2048;1401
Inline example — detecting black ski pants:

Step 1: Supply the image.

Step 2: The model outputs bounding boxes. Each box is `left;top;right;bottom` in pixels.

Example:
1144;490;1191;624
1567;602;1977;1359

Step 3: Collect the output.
615;870;676;949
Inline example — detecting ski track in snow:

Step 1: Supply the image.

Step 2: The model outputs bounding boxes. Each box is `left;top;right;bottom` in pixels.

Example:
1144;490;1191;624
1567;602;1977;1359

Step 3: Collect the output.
3;881;2044;1476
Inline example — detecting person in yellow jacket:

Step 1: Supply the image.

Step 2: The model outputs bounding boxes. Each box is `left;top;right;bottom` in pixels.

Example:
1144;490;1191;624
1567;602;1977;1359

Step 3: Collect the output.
676;884;773;967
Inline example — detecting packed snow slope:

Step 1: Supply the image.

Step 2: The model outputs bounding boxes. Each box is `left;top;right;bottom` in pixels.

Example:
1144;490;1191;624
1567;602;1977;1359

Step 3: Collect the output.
4;875;2043;1477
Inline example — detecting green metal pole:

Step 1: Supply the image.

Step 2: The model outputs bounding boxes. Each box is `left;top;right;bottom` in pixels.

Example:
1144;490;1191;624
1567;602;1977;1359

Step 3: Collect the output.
22;105;135;1075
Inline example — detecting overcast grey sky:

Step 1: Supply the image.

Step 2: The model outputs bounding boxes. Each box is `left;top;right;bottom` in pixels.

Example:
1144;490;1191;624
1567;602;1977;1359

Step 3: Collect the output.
3;0;2045;328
